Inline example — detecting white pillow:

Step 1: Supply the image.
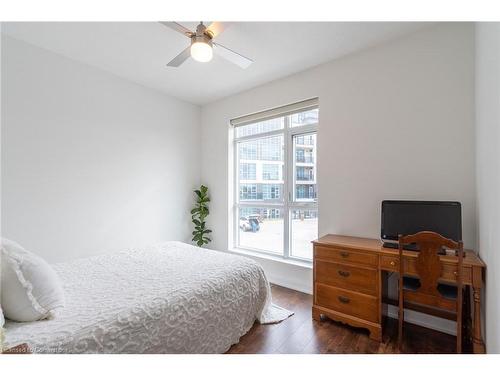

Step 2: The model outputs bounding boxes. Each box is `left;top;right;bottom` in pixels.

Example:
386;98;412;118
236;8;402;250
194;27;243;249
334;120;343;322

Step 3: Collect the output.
1;238;65;322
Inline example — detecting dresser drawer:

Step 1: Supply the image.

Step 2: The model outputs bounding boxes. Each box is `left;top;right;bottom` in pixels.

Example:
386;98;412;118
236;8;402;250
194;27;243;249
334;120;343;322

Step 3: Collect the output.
381;254;472;284
380;254;399;271
314;246;378;268
441;263;472;284
315;259;378;296
315;283;379;323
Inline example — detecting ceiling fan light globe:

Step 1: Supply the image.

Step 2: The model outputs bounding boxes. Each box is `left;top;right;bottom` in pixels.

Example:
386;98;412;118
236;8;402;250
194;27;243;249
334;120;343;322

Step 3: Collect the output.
190;42;213;62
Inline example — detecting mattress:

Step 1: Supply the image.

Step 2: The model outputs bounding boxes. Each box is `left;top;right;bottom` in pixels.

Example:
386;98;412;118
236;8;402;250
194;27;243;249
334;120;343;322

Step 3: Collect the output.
3;241;288;353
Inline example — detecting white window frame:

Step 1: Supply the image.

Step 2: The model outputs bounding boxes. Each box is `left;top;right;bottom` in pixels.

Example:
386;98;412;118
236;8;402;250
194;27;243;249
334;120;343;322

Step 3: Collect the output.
232;100;318;262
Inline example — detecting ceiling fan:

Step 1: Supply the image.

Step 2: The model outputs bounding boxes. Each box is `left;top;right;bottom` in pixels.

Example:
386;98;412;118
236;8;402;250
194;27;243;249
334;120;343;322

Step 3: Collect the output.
159;21;253;69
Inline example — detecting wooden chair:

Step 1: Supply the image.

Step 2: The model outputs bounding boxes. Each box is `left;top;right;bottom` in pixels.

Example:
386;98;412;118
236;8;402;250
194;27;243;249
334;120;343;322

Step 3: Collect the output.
398;231;464;353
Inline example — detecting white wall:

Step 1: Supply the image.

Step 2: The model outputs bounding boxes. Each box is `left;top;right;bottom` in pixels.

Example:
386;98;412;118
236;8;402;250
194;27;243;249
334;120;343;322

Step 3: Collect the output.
0;22;483;338
1;35;201;263
475;22;500;354
201;23;476;332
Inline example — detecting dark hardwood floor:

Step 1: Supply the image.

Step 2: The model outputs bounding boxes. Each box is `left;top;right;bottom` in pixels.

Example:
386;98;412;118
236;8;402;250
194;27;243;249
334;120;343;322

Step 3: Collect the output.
227;284;458;354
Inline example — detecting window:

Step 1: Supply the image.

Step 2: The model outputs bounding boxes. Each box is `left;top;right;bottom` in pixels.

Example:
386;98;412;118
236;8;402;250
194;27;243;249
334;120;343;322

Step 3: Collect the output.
240;163;256;180
295;145;314;164
262;184;281;200
262;164;280;180
259;137;283;161
296;185;316;200
290;108;318;127
232;99;318;261
240;184;257;200
296;166;314;181
239;142;258;160
236;117;284;138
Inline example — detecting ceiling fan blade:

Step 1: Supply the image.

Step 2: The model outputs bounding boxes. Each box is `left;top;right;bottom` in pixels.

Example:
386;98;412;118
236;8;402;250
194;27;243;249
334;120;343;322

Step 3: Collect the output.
213;42;253;69
159;21;193;37
166;46;191;67
206;22;231;38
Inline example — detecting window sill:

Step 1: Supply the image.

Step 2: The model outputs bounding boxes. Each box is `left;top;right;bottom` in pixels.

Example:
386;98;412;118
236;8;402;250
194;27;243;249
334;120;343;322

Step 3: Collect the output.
229;247;313;269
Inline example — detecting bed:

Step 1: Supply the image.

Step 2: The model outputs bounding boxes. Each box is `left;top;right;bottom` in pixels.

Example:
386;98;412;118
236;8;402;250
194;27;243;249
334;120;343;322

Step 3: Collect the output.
3;241;291;353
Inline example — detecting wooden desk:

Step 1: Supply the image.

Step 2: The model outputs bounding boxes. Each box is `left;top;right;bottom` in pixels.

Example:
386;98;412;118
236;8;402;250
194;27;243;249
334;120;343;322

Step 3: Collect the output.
312;234;486;353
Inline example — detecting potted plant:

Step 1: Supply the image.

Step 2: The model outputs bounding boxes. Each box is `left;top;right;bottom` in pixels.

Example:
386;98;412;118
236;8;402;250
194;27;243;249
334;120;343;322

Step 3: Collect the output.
191;185;212;247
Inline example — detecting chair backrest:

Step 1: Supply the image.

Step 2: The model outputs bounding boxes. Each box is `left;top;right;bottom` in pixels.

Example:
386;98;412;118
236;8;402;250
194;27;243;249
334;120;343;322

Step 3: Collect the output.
398;231;463;297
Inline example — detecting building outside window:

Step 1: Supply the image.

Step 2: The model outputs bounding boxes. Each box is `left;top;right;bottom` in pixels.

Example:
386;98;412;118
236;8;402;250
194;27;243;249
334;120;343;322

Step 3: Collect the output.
232;99;318;261
262;184;281;200
239;143;258;160
262;164;280;180
296;147;314;163
240;163;256;180
296;184;317;200
296;166;314;181
240;184;257;200
259;137;282;161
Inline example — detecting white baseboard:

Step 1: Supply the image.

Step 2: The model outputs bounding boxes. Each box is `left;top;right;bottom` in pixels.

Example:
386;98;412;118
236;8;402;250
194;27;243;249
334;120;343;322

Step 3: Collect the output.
267;274;313;295
228;249;314;295
385;304;456;336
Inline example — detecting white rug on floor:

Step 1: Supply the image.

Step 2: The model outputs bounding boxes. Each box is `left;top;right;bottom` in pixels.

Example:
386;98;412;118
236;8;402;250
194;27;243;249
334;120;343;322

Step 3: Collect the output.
259;303;294;324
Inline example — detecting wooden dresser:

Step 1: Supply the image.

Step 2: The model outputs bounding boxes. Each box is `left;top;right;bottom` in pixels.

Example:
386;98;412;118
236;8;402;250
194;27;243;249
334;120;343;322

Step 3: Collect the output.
312;234;487;352
312;235;382;341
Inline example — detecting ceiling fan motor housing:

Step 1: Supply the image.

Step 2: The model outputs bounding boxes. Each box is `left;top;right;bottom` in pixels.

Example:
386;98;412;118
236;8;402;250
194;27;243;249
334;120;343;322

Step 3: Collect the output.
191;22;213;47
191;33;213;47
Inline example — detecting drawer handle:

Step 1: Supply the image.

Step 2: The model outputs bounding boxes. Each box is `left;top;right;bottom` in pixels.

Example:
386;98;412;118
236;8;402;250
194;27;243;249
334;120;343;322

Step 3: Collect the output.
338;296;350;304
340;251;350;258
390;261;396;266
337;270;351;278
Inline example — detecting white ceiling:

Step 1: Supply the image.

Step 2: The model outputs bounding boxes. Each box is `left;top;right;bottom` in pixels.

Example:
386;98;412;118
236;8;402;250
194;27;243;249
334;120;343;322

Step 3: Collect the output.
2;22;434;105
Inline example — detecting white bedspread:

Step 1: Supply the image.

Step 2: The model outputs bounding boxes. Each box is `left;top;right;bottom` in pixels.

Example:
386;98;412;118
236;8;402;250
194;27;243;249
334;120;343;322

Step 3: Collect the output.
3;242;292;353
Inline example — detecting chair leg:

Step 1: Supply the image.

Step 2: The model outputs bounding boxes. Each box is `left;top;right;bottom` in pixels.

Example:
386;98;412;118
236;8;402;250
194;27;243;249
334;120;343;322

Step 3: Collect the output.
463;286;472;348
457;319;462;353
398;302;404;352
457;292;463;354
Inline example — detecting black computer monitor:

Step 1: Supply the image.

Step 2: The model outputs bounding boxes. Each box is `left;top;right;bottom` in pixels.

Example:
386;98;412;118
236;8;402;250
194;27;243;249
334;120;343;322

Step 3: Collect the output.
381;200;462;242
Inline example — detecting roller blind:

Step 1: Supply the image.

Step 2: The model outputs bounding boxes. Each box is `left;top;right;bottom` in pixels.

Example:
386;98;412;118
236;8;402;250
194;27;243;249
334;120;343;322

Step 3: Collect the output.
230;98;318;128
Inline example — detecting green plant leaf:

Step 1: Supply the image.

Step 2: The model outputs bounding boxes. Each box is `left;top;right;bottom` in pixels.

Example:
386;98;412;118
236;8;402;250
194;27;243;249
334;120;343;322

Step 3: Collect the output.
191;185;211;247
